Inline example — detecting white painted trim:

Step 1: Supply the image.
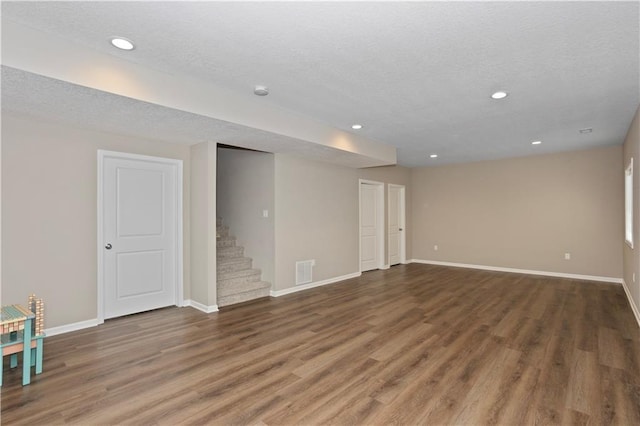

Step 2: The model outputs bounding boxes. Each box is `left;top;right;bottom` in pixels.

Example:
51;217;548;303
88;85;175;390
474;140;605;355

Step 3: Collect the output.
621;280;640;328
359;179;385;272
380;264;390;270
176;160;184;308
271;272;361;297
410;259;623;284
97;150;184;322
97;151;105;321
185;299;219;314
43;299;220;336
44;318;101;337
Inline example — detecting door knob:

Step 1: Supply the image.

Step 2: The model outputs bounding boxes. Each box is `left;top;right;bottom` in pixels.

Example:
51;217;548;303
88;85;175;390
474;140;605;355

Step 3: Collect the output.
399;228;403;231
105;243;112;250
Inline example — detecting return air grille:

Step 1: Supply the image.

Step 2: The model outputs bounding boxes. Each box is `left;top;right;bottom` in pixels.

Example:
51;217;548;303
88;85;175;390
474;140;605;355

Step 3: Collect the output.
296;260;315;285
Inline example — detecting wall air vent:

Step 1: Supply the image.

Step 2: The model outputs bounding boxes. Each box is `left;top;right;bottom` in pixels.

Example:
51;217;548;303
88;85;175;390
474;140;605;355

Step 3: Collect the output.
296;260;315;285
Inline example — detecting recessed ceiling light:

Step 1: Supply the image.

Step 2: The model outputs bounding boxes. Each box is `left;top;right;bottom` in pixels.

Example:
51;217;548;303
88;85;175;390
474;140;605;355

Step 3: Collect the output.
430;154;438;158
351;124;363;130
531;140;542;145
491;91;508;100
110;37;135;51
579;128;593;134
253;85;269;96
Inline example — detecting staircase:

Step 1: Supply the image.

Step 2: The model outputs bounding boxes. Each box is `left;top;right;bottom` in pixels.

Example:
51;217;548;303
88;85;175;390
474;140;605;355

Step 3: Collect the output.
216;218;271;307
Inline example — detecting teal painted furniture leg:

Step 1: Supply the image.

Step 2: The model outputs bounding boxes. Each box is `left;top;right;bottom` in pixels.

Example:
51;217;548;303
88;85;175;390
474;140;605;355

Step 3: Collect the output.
0;348;3;386
22;317;32;386
32;339;43;374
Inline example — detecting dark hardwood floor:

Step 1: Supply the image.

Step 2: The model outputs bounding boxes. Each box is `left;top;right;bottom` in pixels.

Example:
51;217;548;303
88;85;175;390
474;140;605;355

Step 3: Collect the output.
2;264;639;425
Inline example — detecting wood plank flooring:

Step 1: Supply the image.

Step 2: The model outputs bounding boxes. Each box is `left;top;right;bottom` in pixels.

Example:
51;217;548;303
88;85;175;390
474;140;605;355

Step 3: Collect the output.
2;264;639;425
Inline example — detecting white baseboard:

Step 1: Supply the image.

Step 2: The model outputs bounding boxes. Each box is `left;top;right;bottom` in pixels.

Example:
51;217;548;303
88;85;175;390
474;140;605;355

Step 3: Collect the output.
44;318;102;337
43;301;218;337
621;280;640;328
410;259;623;284
271;272;362;297
185;299;219;314
380;264;390;270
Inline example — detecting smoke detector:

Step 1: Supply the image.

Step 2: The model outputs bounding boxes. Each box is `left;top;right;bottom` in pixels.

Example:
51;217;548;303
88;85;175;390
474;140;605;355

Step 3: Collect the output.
254;85;269;96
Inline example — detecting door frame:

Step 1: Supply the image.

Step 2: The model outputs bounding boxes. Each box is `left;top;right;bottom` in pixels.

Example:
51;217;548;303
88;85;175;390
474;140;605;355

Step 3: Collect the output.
388;184;407;265
97;150;184;323
359;179;385;272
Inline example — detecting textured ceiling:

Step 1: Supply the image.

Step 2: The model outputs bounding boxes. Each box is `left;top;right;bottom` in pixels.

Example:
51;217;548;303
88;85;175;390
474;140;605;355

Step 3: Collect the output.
1;67;383;168
2;1;639;167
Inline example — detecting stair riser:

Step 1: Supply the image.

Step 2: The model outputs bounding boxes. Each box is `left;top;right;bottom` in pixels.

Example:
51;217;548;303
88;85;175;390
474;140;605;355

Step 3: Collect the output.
217;259;252;273
218;280;270;297
217;268;261;281
216;238;236;248
218;273;262;288
218;288;271;307
217;247;244;258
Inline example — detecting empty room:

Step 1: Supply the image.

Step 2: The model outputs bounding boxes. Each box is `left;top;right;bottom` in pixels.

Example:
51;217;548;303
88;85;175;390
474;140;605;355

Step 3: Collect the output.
1;1;639;425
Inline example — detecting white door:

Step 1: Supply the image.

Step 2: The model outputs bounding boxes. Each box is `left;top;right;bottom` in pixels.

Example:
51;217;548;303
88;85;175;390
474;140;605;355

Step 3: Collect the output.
360;182;382;272
389;184;406;266
100;152;181;319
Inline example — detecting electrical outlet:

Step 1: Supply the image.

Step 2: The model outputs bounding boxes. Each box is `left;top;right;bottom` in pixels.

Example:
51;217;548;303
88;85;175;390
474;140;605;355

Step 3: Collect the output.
564;252;571;260
262;209;269;218
434;245;438;251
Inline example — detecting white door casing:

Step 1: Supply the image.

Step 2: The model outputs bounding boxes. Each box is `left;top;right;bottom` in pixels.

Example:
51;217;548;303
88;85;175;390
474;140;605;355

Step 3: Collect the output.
359;180;384;272
388;184;406;266
98;150;183;321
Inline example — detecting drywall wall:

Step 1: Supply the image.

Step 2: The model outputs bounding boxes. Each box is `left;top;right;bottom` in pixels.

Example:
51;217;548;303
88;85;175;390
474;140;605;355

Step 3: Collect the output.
190;141;217;309
359;165;413;264
412;145;623;278
623;105;640;318
1;112;191;328
274;154;359;291
217;148;275;285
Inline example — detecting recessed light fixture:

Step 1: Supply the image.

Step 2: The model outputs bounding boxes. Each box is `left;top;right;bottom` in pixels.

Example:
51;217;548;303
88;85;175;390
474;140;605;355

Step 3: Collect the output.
253;85;269;96
110;37;135;51
351;124;363;130
531;140;542;145
491;91;508;100
430;154;438;158
579;128;593;134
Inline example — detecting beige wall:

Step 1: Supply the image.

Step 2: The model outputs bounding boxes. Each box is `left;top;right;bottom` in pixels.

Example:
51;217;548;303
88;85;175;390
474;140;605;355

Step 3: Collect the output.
274;154;359;291
217;148;275;284
412;146;623;278
359;165;413;264
4;108;632;329
190;141;217;308
1;112;191;328
623;105;640;314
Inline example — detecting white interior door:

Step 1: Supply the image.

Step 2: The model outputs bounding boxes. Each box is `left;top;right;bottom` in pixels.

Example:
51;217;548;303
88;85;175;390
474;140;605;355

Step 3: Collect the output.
100;151;181;319
389;184;406;266
360;181;383;272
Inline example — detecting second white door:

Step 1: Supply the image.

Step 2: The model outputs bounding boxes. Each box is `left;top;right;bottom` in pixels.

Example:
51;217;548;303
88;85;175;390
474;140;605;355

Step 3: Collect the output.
389;184;406;266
